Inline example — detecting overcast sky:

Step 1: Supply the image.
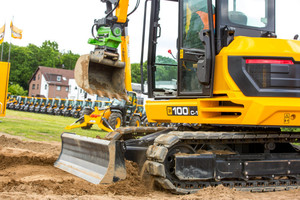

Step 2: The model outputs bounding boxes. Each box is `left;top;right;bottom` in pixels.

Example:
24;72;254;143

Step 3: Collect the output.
1;0;300;63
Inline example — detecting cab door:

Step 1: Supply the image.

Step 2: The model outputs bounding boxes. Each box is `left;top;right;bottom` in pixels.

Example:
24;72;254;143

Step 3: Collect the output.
178;0;215;97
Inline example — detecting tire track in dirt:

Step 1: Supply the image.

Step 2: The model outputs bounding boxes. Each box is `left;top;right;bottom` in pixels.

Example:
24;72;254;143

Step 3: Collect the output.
0;134;60;154
0;135;151;197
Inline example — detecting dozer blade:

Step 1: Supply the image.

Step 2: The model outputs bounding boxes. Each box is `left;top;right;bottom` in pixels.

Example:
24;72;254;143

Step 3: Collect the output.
54;133;126;184
75;52;127;100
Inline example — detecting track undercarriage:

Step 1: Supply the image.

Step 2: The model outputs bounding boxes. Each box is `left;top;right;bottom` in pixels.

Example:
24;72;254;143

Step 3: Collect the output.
55;126;300;194
116;126;300;194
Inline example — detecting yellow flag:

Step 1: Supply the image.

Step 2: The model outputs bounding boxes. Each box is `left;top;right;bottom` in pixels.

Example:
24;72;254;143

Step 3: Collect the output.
0;24;5;44
10;21;22;39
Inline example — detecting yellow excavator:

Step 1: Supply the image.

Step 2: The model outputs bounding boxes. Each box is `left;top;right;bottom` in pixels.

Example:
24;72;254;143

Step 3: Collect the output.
0;62;10;117
65;91;141;132
55;0;300;194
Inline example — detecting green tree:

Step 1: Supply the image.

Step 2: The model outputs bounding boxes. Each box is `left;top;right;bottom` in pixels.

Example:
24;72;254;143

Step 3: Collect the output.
155;55;177;81
131;61;147;83
0;40;80;92
39;40;61;67
6;44;37;91
8;84;28;96
155;55;177;65
61;50;80;70
131;55;177;83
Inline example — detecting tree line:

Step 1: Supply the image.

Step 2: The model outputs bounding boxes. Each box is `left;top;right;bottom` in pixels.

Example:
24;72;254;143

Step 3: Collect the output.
1;41;80;95
3;41;177;95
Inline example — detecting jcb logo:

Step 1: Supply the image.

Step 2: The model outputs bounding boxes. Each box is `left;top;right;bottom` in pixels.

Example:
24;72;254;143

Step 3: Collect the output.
284;113;290;124
167;107;173;115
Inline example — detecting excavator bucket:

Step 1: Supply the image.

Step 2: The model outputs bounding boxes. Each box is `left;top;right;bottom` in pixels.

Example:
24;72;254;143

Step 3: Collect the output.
75;53;127;100
54;133;126;184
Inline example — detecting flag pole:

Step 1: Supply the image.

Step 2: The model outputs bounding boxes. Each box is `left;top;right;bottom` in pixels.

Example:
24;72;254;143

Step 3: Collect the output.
0;22;5;61
8;35;11;63
0;40;3;61
8;17;13;63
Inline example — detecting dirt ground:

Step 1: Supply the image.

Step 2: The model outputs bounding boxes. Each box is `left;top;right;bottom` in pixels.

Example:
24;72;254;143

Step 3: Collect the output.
1;133;300;200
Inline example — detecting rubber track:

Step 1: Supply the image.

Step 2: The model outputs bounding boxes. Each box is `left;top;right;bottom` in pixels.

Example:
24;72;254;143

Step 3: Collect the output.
147;131;300;194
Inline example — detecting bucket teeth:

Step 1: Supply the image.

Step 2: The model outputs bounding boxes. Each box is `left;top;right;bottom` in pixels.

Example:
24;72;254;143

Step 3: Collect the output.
74;53;128;100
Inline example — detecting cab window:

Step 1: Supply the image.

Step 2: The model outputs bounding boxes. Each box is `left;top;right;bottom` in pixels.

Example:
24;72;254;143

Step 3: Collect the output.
228;0;268;28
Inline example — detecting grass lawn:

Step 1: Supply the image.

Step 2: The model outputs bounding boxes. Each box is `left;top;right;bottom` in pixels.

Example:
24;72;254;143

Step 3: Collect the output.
0;110;107;142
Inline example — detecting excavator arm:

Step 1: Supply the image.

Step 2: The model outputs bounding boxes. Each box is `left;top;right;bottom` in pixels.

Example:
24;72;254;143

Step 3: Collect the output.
55;0;142;185
74;0;132;100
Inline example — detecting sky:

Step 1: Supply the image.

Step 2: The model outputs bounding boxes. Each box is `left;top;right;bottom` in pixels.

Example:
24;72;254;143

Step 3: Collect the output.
1;0;300;63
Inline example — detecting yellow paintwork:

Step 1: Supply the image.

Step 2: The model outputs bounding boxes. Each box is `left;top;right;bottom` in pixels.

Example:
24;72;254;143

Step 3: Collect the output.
39;98;47;107
0;62;10;117
26;97;35;107
33;97;46;108
121;35;132;92
66;92;138;131
103;101;112;107
17;96;27;107
135;105;144;117
146;37;300;127
7;97;16;104
115;0;129;23
115;117;121;128
75;100;83;111
65;106;113;132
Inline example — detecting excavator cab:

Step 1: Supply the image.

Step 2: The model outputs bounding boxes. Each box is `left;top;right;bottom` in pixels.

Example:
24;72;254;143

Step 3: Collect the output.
103;101;111;107
6;92;11;101
134;0;274;99
8;96;21;110
62;100;74;117
54;99;67;115
94;100;103;109
23;97;36;112
40;98;53;113
47;98;61;114
6;95;16;109
14;96;27;110
34;98;47;112
20;97;32;111
71;100;84;118
78;99;94;116
28;97;41;112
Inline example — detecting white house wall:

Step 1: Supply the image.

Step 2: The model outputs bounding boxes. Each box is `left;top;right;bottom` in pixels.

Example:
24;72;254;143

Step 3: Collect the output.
40;75;49;98
68;79;97;100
